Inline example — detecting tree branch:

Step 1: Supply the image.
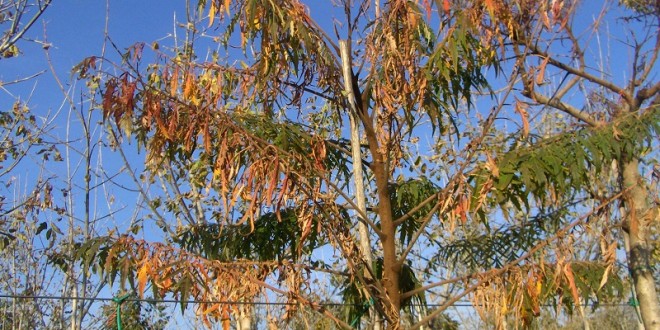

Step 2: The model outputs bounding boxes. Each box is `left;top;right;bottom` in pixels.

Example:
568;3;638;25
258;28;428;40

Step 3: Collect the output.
530;46;632;105
0;0;52;56
527;89;599;127
635;81;660;108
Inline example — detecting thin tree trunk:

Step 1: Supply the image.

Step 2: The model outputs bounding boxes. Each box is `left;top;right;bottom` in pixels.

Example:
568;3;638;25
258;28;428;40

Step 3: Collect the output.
70;283;78;330
339;40;382;330
622;230;647;330
235;305;252;330
621;157;660;330
578;298;591;330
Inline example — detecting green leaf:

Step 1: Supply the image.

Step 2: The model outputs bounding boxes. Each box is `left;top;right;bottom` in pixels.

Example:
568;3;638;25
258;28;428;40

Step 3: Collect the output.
36;222;48;235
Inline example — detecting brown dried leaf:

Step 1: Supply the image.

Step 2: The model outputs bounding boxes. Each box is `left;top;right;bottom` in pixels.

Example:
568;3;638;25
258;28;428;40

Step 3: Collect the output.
536;57;549;85
515;99;530;138
551;0;564;24
541;11;551;30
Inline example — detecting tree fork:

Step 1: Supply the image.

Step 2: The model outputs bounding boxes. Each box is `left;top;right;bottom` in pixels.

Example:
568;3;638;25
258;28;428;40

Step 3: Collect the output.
360;98;401;328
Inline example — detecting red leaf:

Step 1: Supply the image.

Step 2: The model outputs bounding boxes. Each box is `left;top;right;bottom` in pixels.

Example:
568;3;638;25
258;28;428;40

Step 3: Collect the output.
443;0;450;15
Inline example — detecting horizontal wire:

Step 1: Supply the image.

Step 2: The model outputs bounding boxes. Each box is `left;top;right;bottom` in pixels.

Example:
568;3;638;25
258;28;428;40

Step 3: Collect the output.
0;294;635;308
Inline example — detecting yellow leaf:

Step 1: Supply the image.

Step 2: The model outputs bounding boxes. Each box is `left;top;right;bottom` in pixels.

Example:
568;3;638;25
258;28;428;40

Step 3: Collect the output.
137;261;149;298
224;0;230;15
486;153;499;177
598;265;611;290
208;1;216;27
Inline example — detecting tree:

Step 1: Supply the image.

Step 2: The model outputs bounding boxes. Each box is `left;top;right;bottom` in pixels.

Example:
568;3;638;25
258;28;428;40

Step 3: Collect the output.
489;0;660;327
77;0;658;329
0;14;63;328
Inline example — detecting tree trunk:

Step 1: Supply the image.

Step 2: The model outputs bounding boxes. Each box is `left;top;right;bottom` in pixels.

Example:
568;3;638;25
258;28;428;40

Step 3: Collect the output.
621;157;660;330
235;305;252;330
374;164;401;329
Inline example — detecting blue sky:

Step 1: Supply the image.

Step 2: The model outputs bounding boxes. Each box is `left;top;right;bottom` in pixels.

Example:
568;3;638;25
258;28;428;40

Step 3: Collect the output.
2;1;184;106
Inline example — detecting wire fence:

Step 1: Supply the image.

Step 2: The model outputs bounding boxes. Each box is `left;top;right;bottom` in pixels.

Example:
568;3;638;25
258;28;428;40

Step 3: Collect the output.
0;293;638;307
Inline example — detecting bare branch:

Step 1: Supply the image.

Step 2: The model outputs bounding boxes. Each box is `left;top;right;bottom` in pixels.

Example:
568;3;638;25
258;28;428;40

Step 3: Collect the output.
527;89;599;127
530;46;632;104
0;0;52;57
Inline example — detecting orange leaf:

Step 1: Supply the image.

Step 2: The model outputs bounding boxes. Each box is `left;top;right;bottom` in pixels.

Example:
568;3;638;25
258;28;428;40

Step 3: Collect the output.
170;68;179;97
183;74;194;100
137;260;149;298
102;82;116;119
203;303;221;315
224;0;230;15
460;196;469;224
421;0;431;19
484;0;495;17
563;264;580;305
443;0;450;15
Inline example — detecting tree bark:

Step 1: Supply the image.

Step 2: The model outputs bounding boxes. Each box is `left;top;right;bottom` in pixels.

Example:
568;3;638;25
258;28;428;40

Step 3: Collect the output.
235;305;252;330
373;160;401;329
359;100;401;327
621;157;660;330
